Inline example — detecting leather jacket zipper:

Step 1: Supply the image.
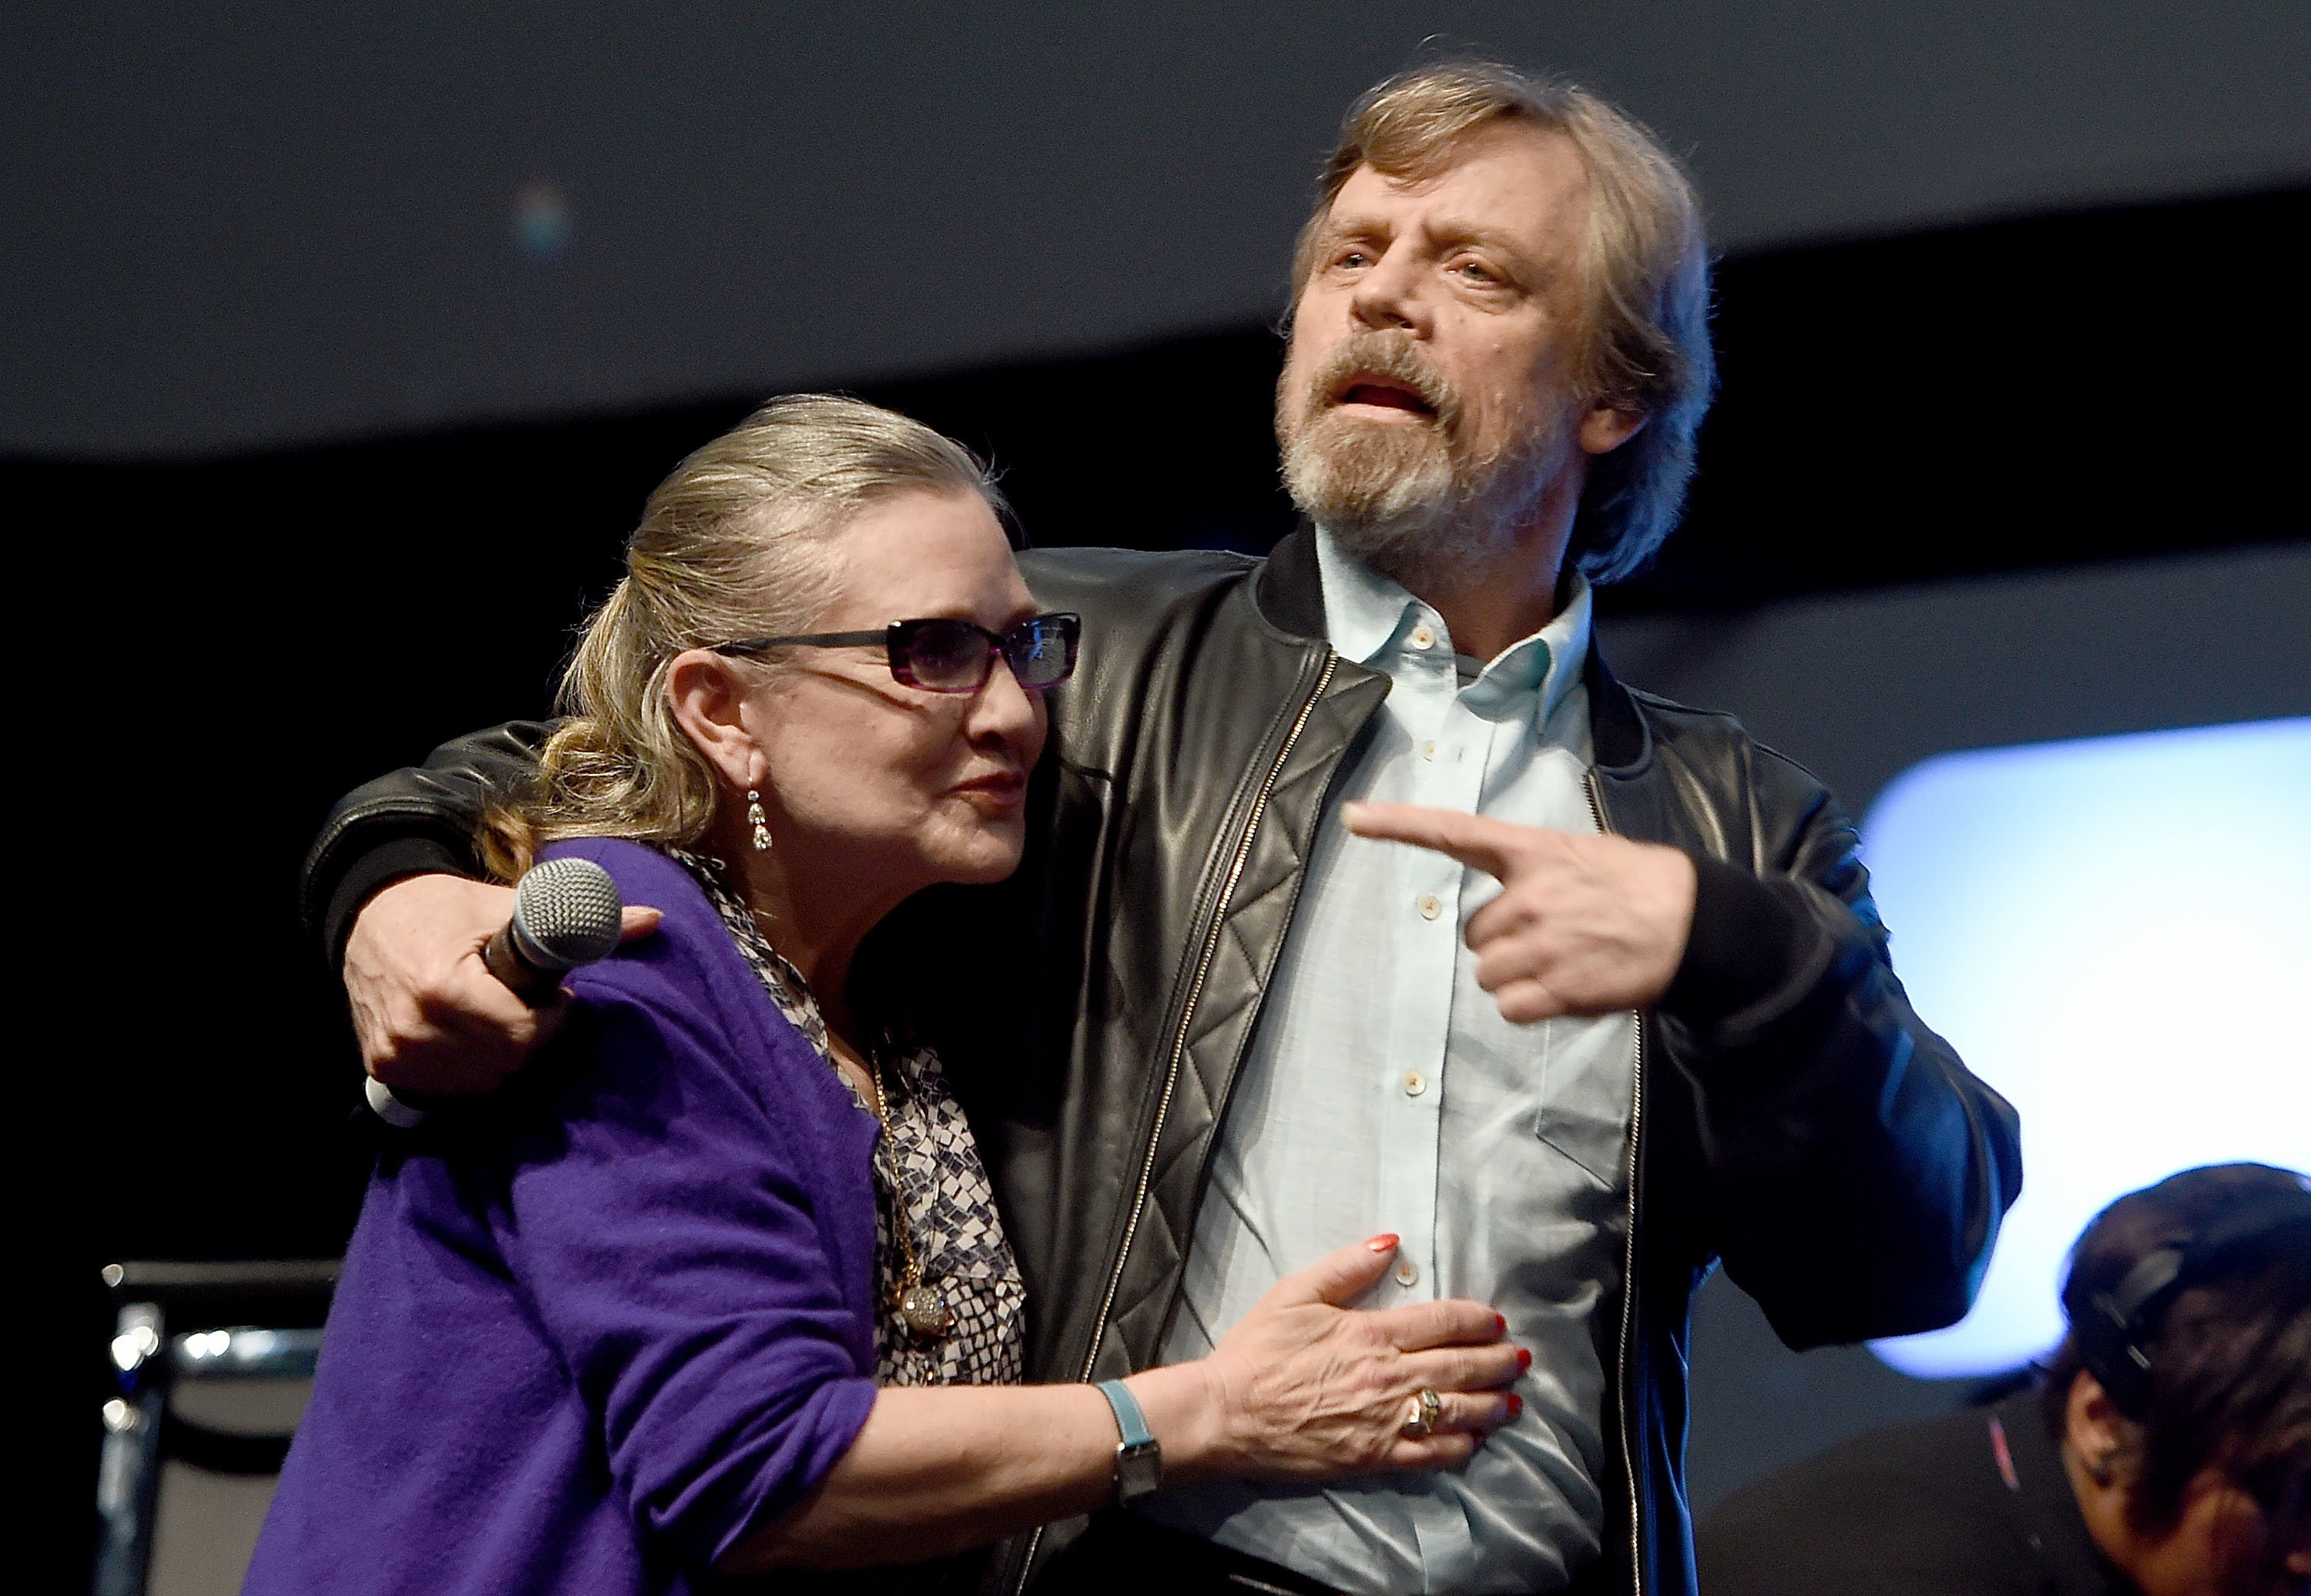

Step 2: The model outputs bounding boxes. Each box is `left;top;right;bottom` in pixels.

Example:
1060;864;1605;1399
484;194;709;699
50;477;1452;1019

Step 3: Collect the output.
1586;769;1647;1596
1015;651;1341;1593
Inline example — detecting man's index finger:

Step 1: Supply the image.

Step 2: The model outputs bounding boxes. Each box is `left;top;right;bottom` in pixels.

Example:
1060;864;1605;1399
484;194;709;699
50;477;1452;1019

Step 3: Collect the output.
1340;801;1517;879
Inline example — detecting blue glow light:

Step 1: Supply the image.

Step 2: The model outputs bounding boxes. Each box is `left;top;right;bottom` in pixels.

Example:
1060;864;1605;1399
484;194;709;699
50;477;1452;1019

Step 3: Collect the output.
1862;718;2311;1380
513;182;572;260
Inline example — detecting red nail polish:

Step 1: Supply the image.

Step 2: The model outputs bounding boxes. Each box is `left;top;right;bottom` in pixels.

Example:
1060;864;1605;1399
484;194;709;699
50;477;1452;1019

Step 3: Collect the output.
1367;1232;1401;1252
1516;1347;1532;1371
1494;1313;1507;1335
1507;1393;1524;1418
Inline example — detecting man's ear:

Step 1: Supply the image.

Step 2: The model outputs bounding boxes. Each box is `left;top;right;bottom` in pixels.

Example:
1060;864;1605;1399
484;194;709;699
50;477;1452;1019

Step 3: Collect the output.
666;649;766;793
2066;1370;2126;1477
1580;402;1646;457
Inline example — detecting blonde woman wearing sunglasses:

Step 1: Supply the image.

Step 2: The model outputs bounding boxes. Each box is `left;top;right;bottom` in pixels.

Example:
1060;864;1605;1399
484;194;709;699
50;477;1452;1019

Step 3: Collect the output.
248;395;1520;1596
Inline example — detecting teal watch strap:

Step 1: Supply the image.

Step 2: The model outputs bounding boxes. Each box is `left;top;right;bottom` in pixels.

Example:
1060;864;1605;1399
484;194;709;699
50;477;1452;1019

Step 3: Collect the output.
1095;1379;1153;1447
1095;1379;1162;1504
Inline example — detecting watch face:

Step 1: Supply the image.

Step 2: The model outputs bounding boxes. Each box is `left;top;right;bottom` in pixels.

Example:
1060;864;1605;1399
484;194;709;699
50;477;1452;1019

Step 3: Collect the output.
1115;1439;1163;1504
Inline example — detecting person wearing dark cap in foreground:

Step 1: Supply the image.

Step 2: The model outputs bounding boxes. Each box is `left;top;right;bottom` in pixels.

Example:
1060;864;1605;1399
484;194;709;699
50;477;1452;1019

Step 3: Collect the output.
1698;1162;2311;1596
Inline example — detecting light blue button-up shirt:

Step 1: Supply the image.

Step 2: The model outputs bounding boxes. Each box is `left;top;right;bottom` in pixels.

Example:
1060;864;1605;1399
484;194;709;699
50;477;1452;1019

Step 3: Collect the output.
1142;530;1636;1595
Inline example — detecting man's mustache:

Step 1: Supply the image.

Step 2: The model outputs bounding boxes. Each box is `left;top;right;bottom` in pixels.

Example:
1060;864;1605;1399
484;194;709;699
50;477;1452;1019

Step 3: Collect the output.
1305;334;1461;433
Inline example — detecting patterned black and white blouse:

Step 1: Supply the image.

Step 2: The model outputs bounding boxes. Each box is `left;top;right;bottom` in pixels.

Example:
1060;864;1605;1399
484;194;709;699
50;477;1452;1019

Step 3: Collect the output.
669;848;1027;1388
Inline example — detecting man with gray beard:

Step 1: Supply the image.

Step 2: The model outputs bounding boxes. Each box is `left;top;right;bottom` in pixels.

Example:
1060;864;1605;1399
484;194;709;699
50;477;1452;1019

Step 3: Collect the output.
304;59;2019;1596
1283;319;1574;591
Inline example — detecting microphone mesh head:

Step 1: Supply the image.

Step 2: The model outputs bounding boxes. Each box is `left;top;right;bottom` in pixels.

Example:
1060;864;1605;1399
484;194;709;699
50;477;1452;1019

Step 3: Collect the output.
511;857;626;971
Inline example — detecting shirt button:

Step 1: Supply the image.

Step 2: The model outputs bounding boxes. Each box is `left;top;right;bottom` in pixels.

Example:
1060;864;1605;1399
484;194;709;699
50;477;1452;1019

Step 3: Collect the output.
1401;1070;1427;1097
1417;894;1442;920
1395;1259;1420;1287
1409;625;1434;650
1420;740;1437;760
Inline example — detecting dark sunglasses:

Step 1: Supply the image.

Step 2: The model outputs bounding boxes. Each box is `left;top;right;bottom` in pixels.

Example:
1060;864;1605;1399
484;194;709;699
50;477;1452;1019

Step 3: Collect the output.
712;611;1081;694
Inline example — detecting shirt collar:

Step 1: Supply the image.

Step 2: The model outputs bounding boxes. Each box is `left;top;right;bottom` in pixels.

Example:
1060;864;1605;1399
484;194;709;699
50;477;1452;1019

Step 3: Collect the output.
1313;525;1592;726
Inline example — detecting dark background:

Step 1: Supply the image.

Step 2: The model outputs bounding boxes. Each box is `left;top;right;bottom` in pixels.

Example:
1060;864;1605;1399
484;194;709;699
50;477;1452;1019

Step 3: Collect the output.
13;3;2308;1584
11;3;2307;459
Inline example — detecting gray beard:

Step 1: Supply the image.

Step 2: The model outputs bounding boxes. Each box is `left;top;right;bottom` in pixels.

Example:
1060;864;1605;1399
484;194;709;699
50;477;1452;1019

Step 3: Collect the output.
1280;408;1570;595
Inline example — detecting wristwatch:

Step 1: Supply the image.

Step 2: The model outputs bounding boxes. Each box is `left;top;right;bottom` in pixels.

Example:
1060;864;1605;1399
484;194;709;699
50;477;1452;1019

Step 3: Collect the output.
1095;1379;1162;1504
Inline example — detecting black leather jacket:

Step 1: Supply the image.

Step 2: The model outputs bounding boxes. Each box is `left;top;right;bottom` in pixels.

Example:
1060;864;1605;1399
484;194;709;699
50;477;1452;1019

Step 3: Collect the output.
304;529;2021;1596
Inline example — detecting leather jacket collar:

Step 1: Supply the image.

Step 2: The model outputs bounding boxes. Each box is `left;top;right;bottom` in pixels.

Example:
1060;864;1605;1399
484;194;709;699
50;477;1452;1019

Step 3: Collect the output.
1254;523;1655;772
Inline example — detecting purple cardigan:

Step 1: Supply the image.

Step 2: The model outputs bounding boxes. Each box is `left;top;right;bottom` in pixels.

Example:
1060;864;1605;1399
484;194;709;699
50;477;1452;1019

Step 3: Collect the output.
247;839;884;1595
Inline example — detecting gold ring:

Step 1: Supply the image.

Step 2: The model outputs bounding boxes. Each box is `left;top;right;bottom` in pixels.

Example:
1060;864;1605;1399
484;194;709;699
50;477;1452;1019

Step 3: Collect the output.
1396;1395;1433;1450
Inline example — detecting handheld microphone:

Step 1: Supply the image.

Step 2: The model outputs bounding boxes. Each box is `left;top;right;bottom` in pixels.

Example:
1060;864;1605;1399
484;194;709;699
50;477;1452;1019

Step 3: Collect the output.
366;857;626;1129
480;856;626;1003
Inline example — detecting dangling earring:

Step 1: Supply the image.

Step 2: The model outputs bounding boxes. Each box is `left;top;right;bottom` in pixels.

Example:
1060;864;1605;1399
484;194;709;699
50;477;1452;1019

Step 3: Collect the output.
746;789;772;852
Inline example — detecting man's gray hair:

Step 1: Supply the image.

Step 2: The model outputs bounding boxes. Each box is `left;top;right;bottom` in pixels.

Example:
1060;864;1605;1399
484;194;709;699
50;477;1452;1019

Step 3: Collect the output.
1292;60;1715;583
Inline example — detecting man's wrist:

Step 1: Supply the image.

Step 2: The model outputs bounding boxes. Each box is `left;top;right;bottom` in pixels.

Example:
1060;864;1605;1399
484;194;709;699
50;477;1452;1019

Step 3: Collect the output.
321;840;472;967
1662;854;1834;1035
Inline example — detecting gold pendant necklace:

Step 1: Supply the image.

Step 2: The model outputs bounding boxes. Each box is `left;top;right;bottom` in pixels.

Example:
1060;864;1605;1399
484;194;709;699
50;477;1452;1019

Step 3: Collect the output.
864;1059;954;1341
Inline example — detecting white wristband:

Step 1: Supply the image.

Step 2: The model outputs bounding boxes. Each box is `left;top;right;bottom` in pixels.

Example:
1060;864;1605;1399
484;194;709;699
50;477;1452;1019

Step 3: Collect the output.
364;1075;430;1129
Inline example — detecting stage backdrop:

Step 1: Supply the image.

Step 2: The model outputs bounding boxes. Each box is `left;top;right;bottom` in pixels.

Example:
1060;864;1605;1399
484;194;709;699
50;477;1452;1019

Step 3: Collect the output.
6;1;2308;457
1594;543;2311;1510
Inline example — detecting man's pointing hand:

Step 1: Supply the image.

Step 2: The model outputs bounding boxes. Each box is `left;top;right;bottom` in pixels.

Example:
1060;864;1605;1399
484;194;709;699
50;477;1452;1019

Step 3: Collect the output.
1342;801;1696;1024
